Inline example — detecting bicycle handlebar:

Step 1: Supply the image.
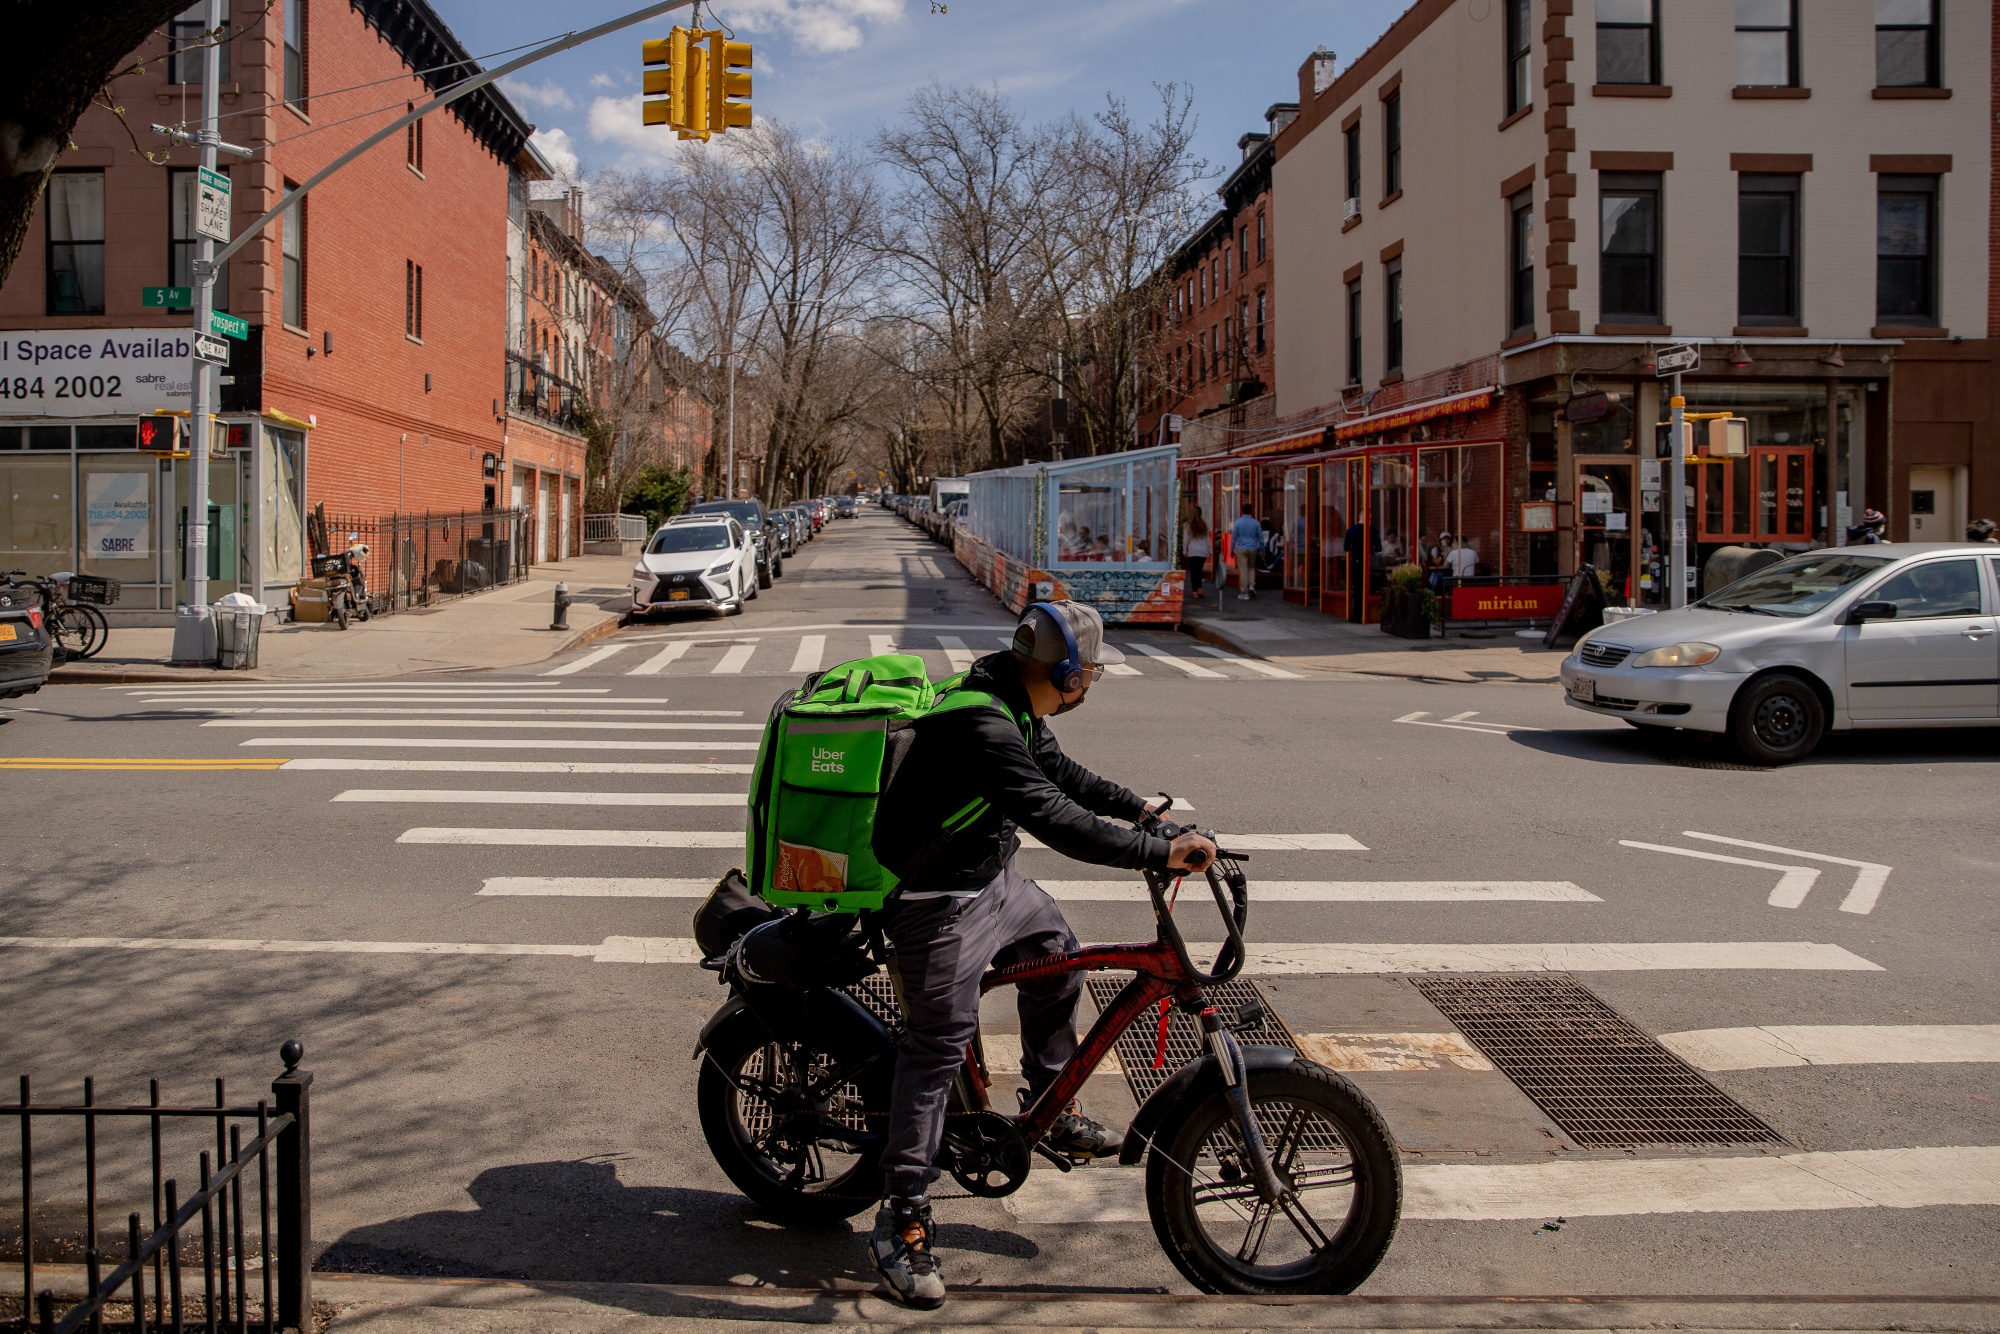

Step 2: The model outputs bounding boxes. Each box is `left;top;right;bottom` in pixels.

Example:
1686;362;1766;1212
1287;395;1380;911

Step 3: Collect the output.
1136;796;1251;987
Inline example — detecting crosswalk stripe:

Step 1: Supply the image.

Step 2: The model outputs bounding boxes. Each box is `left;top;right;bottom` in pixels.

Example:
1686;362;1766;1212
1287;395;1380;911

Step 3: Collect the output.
544;645;628;676
479;878;719;897
711;642;758;674
1103;663;1143;677
1295;1032;1494;1072
1190;644;1303;678
1038;881;1596;902
242;738;760;751
1123;642;1225;678
201;719;761;731
868;634;897;658
178;707;739;718
937;636;974;673
790;635;826;673
1238;941;1880;974
1017;833;1367;851
0;757;288;771
135;693;624;703
397;828;742;847
334;789;743;807
122;682;611;693
1658;1024;2000;1070
281;759;752;774
627;641;693;676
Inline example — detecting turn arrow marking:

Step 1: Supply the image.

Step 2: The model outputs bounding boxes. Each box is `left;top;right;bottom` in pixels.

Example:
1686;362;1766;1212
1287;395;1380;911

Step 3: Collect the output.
1620;840;1821;909
1678;832;1893;915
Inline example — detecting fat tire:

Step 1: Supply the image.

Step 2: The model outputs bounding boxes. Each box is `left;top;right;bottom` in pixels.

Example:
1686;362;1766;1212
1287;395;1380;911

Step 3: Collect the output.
1727;672;1824;765
1145;1061;1400;1295
696;1012;881;1227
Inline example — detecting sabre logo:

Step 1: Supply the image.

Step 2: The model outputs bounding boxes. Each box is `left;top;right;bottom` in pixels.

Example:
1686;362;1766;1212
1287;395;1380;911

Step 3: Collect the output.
810;746;846;774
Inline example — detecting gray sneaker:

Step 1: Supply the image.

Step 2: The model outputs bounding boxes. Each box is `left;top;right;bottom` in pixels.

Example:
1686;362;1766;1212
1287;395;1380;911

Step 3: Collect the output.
869;1194;945;1310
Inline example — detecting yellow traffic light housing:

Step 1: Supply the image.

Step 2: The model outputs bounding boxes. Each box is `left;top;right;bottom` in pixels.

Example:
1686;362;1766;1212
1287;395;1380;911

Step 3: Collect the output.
642;27;749;138
708;34;752;132
679;38;711;140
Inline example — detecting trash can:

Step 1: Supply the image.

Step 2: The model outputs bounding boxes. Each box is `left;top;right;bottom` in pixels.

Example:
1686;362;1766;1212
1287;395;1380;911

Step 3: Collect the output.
212;594;268;670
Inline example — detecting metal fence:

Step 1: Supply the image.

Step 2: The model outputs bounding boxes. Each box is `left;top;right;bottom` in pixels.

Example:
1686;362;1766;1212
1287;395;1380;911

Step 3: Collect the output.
506;353;586;432
6;1042;312;1334
318;508;530;616
583;513;648;544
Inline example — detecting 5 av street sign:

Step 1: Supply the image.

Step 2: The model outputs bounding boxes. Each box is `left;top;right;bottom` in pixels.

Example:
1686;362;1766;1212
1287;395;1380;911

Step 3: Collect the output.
141;286;192;307
1654;343;1700;376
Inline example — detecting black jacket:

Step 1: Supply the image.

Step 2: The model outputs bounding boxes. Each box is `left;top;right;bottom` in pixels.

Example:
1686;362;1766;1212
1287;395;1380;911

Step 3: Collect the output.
872;652;1172;894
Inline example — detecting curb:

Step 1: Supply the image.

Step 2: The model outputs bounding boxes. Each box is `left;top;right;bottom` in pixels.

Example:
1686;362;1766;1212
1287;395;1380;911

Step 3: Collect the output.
1176;618;1561;686
554;610;630;658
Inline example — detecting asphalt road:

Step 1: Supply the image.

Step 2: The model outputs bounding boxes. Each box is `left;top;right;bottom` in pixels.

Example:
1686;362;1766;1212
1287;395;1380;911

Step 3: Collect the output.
2;507;1996;1301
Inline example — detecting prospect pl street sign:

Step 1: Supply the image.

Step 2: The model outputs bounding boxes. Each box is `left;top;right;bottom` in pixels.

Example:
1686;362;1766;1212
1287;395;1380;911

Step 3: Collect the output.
208;310;249;341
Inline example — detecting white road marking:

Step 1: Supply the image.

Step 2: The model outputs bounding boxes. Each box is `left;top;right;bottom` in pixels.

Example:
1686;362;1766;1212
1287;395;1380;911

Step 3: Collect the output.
868;634;897;658
334;789;743;807
1123;642;1225;678
1103;663;1143;677
627;641;693;676
1019;833;1367;852
139;693;631;704
397;828;742;847
710;642;758;674
1003;1146;2000;1225
122;683;612;693
1658;1024;2000;1071
1189;644;1303;678
1036;881;1598;902
979;1031;1123;1077
1294;1032;1495;1072
544;645;628;676
937;636;974;673
1394;711;1544;734
179;707;739;718
1680;831;1893;915
1620;840;1821;909
790;635;826;673
479;878;721;897
242;738;759;751
1235;940;1880;974
202;719;761;732
281;759;751;775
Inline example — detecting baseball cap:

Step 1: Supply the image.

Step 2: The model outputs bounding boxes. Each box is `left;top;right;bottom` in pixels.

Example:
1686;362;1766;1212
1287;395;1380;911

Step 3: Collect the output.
1011;600;1125;666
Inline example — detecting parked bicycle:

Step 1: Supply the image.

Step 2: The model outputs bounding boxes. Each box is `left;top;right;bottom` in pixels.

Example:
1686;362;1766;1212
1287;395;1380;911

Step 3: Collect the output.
0;570;116;662
692;805;1402;1295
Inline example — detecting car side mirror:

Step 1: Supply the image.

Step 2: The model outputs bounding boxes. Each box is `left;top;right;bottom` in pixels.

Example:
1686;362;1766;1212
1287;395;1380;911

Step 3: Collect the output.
1846;600;1898;624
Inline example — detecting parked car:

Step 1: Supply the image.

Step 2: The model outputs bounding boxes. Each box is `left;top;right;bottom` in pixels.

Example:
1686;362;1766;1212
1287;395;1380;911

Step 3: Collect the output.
836;495;857;519
688;499;779;586
1560;543;2000;764
0;578;53;699
805;499;828;531
787;505;815;541
770;508;799;558
631;516;757;616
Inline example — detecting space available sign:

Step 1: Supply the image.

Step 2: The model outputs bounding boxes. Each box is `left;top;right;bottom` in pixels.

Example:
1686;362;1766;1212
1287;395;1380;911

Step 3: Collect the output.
85;472;152;559
0;330;194;416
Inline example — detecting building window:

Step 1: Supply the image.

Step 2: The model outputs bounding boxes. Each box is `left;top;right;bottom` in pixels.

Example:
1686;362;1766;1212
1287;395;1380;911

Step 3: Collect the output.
1597;0;1661;85
1876;174;1937;324
1738;173;1799;324
283;0;307;109
45;171;104;315
1735;0;1797;87
1599;172;1662;323
280;186;304;328
1238;225;1248;272
170;167;229;312
406;104;424;171
1255;288;1268;353
405;261;424;340
1508;189;1535;334
1256;210;1266;263
1505;0;1532;113
1343;122;1361;203
1384;259;1403;374
1199;266;1207;307
1875;0;1938;88
169;1;230;83
1383;90;1402;196
1345;279;1362;385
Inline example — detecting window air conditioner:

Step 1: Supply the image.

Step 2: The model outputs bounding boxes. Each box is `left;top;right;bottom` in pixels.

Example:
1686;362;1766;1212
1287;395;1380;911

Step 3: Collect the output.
1343;197;1361;222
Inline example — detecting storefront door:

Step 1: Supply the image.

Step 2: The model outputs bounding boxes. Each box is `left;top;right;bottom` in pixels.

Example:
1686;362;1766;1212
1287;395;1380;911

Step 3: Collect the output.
173;453;246;603
1576;458;1637;605
1283;466;1320;604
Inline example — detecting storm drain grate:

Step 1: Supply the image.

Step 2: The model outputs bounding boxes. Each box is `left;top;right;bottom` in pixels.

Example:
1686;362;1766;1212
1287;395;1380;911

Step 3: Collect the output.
1410;973;1786;1148
1085;978;1304;1104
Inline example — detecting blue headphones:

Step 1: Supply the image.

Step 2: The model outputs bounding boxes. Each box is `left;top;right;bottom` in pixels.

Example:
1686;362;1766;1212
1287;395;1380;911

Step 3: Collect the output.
1023;602;1086;694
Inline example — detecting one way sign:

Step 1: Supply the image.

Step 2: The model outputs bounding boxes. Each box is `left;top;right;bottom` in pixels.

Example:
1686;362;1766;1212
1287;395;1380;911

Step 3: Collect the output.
193;335;231;366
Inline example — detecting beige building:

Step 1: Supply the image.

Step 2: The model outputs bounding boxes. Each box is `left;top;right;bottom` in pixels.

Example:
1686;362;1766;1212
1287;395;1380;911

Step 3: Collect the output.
1220;0;1994;627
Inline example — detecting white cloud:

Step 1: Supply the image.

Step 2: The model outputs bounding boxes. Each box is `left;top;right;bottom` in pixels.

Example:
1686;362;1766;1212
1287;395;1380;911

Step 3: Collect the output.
725;0;905;54
589;71;620;89
529;126;579;179
587;94;683;164
501;77;575;110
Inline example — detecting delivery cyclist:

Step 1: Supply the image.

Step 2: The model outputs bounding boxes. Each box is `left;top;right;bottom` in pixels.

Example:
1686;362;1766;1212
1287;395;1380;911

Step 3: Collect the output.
865;600;1217;1308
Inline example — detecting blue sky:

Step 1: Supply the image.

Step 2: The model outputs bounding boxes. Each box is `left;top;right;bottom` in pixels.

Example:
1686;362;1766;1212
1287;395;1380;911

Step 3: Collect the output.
430;0;1409;185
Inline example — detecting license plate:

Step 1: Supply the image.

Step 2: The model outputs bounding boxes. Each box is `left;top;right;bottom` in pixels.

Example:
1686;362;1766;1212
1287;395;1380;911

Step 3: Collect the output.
1566;675;1596;703
668;589;691;601
0;623;15;642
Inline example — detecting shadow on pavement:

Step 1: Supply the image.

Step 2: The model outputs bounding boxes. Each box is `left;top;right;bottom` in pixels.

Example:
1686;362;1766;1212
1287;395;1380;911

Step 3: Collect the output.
1509;722;2000;768
318;1159;1037;1288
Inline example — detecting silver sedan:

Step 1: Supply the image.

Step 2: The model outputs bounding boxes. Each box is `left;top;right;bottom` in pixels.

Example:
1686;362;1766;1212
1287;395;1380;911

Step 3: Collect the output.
1559;543;2000;763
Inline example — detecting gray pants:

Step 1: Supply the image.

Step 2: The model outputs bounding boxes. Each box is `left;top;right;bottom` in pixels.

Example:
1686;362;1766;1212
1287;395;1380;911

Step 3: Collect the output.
876;861;1082;1198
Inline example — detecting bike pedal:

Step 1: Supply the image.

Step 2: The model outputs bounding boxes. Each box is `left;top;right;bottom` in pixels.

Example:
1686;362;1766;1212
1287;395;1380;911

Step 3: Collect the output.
1030;1142;1076;1172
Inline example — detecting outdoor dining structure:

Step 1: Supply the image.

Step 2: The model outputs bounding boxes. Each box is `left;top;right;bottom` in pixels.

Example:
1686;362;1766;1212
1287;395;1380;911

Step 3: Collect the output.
954;445;1184;624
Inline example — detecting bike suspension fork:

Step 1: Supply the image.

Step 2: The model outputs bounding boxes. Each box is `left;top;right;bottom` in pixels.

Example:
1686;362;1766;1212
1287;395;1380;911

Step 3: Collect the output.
1200;1007;1289;1206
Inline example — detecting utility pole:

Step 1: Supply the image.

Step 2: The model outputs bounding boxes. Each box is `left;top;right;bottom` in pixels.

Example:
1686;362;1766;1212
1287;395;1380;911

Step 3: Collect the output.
1668;372;1687;609
725;349;736;499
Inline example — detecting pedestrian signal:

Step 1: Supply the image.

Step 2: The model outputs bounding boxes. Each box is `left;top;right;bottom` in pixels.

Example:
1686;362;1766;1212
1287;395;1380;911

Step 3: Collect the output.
136;413;184;454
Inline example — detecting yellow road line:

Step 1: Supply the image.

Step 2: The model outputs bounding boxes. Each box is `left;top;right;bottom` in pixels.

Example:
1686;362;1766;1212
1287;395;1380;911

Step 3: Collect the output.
0;758;289;770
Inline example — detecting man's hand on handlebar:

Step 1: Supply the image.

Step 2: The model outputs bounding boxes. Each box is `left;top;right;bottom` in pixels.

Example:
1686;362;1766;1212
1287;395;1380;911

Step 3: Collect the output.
1166;830;1219;872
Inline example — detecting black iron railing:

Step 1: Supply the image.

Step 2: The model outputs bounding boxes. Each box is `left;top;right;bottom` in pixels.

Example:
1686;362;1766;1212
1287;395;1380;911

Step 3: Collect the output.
318;509;531;616
506;353;586;432
7;1042;312;1334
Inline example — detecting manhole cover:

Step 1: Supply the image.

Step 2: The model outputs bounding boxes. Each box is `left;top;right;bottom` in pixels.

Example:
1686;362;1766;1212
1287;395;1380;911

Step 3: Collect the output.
1662;752;1769;771
1410;974;1785;1148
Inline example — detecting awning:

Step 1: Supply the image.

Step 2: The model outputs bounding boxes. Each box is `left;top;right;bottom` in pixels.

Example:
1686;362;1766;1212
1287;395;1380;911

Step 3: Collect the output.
1332;386;1495;441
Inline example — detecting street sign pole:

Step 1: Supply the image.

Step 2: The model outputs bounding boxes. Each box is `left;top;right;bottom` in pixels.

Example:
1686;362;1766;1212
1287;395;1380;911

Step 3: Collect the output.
169;0;224;665
1669;371;1687;609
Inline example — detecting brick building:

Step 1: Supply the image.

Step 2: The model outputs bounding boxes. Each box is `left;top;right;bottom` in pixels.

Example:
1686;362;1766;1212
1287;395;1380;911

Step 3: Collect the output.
0;0;533;611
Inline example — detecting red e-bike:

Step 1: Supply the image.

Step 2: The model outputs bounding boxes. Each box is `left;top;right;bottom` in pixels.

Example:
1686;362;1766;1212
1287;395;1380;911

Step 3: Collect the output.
694;810;1402;1294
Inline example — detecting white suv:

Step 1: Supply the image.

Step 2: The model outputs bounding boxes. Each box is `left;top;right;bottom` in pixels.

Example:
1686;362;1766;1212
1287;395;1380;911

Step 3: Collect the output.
632;516;756;616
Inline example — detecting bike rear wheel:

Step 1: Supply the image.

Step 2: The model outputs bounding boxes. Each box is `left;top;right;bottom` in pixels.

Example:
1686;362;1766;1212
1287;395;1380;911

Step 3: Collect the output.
73;604;108;659
1145;1061;1400;1294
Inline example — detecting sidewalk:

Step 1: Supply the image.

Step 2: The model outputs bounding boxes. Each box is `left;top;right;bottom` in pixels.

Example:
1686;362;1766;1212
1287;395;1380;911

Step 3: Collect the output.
1178;584;1566;684
48;556;634;683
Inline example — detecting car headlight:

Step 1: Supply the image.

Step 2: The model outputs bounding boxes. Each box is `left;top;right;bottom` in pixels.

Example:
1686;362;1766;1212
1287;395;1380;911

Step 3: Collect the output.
1631;641;1721;668
632;564;651;581
705;560;733;576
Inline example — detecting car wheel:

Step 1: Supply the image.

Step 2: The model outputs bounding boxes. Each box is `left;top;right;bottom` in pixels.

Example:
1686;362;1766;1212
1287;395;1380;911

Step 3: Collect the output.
772;556;784;579
1727;673;1825;765
758;564;773;590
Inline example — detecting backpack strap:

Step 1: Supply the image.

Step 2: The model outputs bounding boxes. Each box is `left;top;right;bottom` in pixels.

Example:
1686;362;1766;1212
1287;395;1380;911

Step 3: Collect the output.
887;679;1033;890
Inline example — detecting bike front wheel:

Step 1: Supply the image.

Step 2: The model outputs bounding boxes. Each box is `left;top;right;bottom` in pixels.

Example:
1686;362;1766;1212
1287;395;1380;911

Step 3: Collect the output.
1145;1061;1400;1295
73;604;108;659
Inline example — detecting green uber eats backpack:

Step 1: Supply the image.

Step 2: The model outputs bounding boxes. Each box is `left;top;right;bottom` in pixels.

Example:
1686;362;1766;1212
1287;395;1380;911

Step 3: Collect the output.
745;653;1027;913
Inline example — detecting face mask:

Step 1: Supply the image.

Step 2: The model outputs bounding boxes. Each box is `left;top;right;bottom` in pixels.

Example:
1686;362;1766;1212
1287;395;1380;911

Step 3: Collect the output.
1052;687;1089;715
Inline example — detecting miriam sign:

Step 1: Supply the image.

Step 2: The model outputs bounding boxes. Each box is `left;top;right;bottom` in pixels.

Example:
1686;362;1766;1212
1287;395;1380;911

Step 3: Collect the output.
1449;583;1565;621
0;330;195;417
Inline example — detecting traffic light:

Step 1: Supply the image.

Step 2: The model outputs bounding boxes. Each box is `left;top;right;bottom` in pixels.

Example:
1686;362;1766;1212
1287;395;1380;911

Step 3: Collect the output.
679;36;710;141
708;33;752;132
136;413;183;454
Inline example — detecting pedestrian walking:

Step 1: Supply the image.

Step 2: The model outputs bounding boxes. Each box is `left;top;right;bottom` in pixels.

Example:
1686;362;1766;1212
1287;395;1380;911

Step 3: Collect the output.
1181;508;1212;601
1231;504;1263;600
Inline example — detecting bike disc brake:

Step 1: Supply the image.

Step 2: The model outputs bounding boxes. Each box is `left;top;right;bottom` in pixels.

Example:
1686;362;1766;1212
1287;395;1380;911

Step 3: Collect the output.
945;1111;1031;1198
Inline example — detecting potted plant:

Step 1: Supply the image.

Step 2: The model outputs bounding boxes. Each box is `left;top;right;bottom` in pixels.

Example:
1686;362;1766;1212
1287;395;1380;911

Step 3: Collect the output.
1381;562;1435;639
